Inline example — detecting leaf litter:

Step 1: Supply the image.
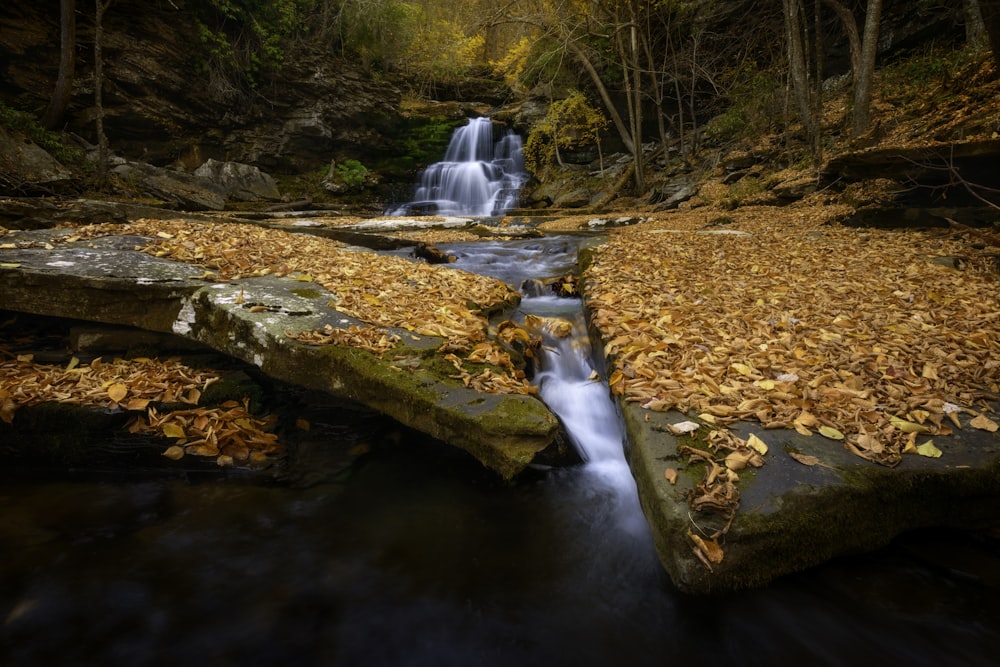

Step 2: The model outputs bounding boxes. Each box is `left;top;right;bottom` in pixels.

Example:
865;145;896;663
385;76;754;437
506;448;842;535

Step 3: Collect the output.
585;214;1000;567
0;352;283;466
57;218;534;395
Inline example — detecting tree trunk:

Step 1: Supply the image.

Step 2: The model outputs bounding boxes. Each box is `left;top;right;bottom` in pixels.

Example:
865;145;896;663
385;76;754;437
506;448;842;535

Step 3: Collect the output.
982;0;1000;69
42;0;77;131
963;0;987;46
95;0;110;189
824;0;861;84
852;0;883;136
565;40;636;156
783;0;817;142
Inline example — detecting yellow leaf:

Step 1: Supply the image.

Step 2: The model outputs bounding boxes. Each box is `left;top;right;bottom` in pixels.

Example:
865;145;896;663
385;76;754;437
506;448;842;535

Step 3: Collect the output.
746;433;769;455
66;356;80;371
126;397;150;411
161;422;186;439
890;415;930;434
162;445;185;460
730;362;754;376
107;382;128;403
915;440;943;458
818;425;845;440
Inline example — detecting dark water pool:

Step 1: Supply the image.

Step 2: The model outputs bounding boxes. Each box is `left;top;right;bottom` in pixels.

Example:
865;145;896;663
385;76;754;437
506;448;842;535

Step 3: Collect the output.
1;431;998;667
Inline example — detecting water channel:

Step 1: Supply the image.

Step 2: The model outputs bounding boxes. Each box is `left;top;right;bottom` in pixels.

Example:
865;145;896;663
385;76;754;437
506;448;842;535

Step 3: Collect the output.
1;236;999;665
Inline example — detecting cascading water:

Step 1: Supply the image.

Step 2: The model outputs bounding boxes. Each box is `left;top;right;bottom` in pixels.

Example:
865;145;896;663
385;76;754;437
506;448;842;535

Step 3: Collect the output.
522;292;650;537
433;237;651;537
388;117;528;217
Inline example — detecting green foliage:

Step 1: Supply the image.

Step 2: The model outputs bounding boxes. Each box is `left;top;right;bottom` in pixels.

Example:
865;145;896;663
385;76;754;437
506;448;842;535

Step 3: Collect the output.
881;43;979;101
523;91;608;173
0;103;83;165
704;68;780;145
194;0;317;91
338;0;417;72
332;159;370;188
394;115;463;167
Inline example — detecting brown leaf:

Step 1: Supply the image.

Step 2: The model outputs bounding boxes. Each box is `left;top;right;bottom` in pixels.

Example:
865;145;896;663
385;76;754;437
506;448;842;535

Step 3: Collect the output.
788;451;820;466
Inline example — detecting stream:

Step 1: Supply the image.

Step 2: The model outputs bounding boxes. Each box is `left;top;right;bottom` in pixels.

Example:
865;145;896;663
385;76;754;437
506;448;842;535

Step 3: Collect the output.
1;236;999;666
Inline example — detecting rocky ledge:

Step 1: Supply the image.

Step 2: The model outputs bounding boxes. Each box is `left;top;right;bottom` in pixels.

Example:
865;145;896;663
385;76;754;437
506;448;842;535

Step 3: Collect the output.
626;404;1000;594
0;223;559;480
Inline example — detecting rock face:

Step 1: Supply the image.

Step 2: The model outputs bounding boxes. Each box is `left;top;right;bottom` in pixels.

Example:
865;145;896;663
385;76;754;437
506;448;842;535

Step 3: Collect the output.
0;224;559;479
0;3;403;173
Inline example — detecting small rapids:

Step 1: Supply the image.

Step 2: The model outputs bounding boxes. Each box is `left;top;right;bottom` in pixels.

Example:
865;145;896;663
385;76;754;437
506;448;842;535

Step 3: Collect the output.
521;296;650;538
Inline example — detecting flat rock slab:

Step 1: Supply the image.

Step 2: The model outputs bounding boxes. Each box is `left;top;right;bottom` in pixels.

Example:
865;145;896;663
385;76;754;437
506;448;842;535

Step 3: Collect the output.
0;229;559;479
626;403;1000;594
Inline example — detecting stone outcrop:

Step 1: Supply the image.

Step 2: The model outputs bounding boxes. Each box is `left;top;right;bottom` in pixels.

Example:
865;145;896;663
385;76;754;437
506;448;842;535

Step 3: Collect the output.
0;223;559;479
0;3;403;174
0;126;75;194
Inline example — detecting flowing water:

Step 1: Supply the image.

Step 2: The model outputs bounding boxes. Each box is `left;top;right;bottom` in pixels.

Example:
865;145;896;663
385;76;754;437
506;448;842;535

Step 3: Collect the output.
387;117;528;217
1;237;999;666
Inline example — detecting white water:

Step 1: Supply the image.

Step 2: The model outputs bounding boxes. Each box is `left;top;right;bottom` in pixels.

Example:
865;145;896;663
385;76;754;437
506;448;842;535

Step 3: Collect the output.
389;117;528;216
525;295;649;537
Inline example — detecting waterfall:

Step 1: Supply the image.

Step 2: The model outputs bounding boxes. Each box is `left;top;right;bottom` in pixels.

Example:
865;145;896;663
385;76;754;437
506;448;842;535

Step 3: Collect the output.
389;117;528;217
522;296;648;537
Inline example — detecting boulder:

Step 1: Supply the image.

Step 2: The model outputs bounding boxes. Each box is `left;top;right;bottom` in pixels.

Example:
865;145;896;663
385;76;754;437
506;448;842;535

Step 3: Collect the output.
0;127;76;194
193;159;281;202
112;161;226;211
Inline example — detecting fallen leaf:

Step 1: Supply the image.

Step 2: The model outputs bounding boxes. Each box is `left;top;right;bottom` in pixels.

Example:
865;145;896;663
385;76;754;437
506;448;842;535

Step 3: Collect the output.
161;422;186;439
915;440;943;458
664;467;678;484
818;425;845;440
689;532;724;564
746;433;769;455
162;445;185;460
788;451;820;466
890;415;931;433
970;414;999;432
107;382;128;403
667;420;701;435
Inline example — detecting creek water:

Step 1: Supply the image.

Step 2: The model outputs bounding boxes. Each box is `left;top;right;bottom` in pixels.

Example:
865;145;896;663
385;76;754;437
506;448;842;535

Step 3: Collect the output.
387;117;528;217
2;237;999;666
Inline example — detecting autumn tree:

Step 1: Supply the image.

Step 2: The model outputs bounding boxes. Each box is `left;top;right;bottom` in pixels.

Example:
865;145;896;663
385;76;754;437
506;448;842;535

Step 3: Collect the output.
522;90;608;173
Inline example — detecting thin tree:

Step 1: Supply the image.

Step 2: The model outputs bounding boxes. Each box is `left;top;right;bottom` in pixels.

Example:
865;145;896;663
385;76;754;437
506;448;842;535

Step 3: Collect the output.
94;0;113;189
963;0;987;46
42;0;77;131
852;0;882;136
